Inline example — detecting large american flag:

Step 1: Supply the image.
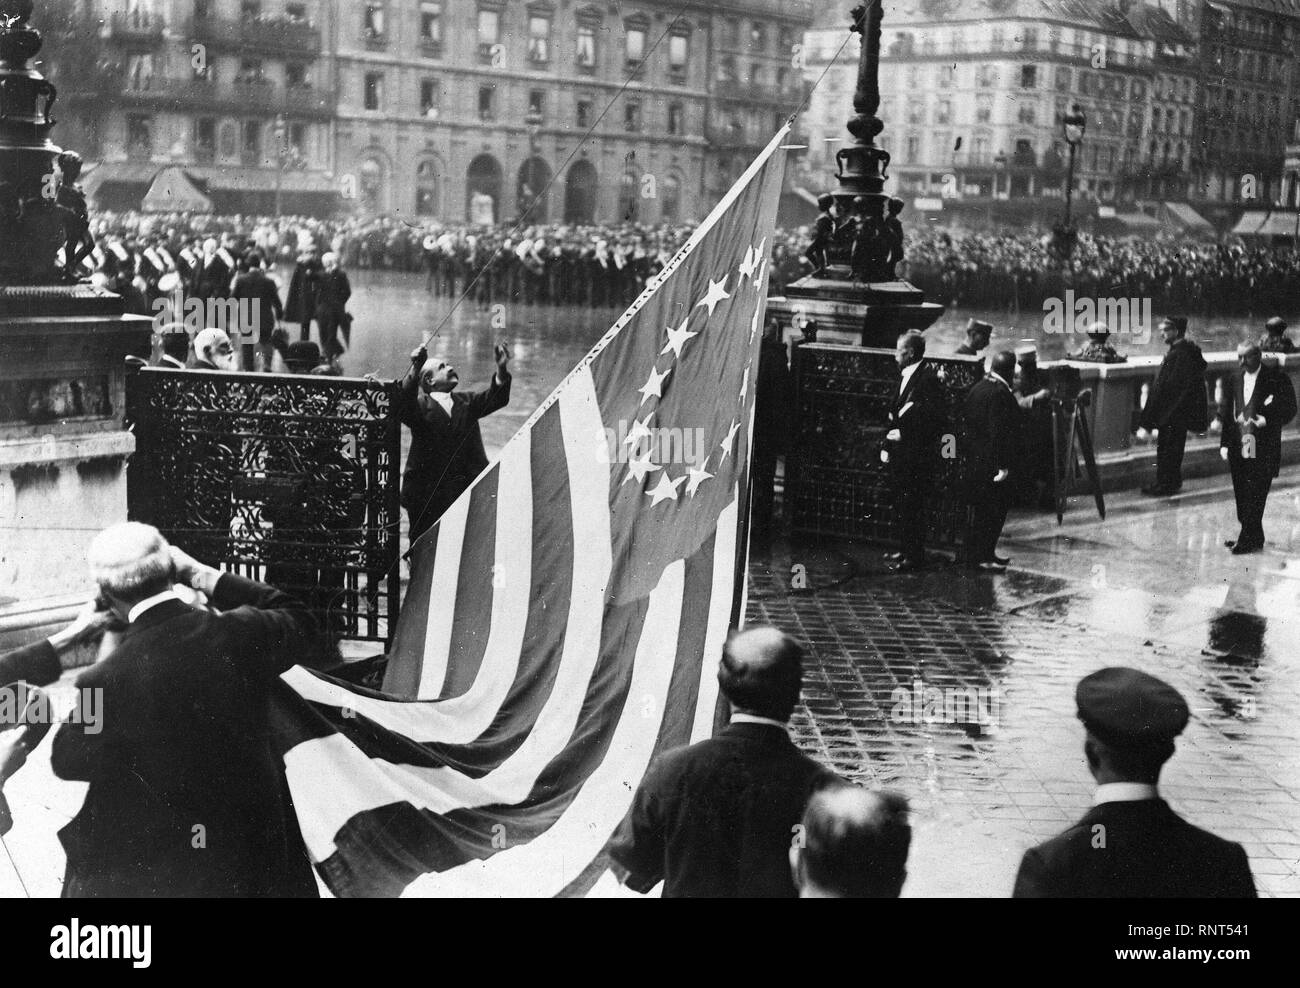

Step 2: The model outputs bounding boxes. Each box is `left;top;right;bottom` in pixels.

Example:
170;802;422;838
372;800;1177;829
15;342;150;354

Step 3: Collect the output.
271;129;790;897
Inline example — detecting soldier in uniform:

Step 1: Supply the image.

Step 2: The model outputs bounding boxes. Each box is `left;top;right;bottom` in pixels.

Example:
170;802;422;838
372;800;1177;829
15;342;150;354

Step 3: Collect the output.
1140;316;1207;496
1258;316;1296;354
1068;321;1126;363
1013;668;1256;898
955;318;993;357
1012;343;1054;508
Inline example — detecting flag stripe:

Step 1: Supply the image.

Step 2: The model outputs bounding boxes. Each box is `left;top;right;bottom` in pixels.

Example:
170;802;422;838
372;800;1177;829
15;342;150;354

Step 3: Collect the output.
439;465;500;699
416;492;469;698
380;528;436;698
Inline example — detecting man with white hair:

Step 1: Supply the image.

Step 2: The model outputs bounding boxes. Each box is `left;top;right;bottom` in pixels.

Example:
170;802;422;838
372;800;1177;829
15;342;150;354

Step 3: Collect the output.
192;327;236;371
313;251;352;359
50;522;324;897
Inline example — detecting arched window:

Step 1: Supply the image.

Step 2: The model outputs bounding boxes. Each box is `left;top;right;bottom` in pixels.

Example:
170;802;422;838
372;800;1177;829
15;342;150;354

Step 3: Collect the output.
466;153;502;224
360;157;386;213
661;174;681;223
564;158;597;223
618;170;639;222
415;159;438;216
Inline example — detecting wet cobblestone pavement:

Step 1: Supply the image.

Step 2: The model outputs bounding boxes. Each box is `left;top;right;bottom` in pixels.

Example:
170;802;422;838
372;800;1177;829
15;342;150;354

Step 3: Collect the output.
748;472;1300;897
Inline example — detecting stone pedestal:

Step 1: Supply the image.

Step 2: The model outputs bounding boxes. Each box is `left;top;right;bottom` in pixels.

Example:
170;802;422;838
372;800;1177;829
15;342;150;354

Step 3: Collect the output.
0;285;152;650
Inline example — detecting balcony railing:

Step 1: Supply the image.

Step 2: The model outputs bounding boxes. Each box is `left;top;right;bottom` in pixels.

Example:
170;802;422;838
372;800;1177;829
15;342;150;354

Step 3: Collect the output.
120;78;335;118
107;12;166;43
712;79;804;103
189;15;321;56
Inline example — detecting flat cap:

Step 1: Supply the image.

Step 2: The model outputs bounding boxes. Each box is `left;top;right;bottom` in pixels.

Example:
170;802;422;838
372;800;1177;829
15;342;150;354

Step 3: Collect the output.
1266;316;1288;333
966;318;993;335
1076;668;1189;748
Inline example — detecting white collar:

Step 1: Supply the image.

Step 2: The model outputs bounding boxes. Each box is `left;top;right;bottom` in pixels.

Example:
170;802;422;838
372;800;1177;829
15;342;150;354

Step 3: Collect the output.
127;588;184;624
899;361;920;389
730;713;788;732
426;391;454;413
1093;782;1158;806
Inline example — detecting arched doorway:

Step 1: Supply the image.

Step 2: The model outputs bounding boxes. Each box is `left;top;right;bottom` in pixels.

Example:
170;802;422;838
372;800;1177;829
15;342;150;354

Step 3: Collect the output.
466;153;502;224
415;159;439;216
516;155;552;223
359;156;387;215
564;159;597;224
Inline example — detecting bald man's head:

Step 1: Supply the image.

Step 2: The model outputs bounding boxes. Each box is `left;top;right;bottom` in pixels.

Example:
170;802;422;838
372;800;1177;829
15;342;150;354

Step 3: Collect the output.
792;785;911;898
718;626;803;722
990;350;1016;384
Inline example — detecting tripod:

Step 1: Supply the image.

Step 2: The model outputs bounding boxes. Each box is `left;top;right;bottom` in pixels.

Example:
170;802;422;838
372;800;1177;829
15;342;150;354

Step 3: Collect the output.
1051;389;1105;524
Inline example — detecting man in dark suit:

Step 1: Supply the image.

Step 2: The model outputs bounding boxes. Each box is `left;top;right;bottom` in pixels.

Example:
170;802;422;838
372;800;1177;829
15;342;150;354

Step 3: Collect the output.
962;351;1019;570
396;342;512;548
881;330;944;571
790;785;911;898
286;245;322;342
1218;343;1297;554
608;626;837;897
752;316;792;539
231;252;284;371
51;522;324;897
313;252;352;360
1140;316;1207;496
1013;667;1256;898
191;236;234;303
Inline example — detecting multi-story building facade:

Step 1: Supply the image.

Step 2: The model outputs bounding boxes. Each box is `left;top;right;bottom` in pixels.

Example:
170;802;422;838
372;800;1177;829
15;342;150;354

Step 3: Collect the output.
1182;0;1300;220
857;0;1197;216
49;0;339;214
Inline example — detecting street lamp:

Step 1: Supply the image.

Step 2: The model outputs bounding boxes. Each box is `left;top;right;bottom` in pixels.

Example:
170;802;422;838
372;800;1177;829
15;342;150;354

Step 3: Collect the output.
1062;103;1086;227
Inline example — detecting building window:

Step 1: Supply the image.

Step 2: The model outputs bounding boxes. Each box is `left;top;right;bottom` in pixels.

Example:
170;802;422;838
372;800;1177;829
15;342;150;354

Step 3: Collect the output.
127;54;154;90
1021;28;1037;49
662;174;681;222
1018;103;1037;124
194;0;211;20
576;24;597;71
669;33;688;80
420;79;440;118
991;27;1004;49
241;0;261;17
723;18;739;48
576;99;592;128
905;134;919;160
935;99;951;125
528;89;544;119
619;171;638;220
289;122;306;157
750;21;767;52
667;102;683;135
478;85;495;121
193;117;216;161
719;55;738;84
285;3;307;23
416;159;438;215
242;119;262;162
1055;66;1071;91
127;114;153;157
478;8;500;48
528;14;551;64
364;72;383;111
625;100;642;132
364;2;385;40
626;23;646;63
938;64;955;87
286;62;308;88
420;1;442;44
976;94;993;123
907;101;924;124
1020;64;1038;88
977;64;997;88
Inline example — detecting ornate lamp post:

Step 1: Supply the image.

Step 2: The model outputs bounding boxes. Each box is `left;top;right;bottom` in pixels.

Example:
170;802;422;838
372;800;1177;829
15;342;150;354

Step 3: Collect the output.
1061;103;1086;229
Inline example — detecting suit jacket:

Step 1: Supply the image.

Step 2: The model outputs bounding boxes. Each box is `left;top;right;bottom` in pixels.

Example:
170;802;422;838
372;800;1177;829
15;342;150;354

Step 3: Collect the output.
754;338;792;456
397;370;511;522
608;722;837;898
962;375;1019;484
192;253;233;301
285;258;322;324
1219;363;1296;477
1141;338;1208;431
884;361;945;477
313;268;351;318
51;575;323;897
0;639;61;691
231;269;284;343
1013;799;1256;898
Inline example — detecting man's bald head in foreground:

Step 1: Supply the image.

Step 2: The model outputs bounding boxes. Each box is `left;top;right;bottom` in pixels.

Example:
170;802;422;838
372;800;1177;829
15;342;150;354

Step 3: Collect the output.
792;785;912;898
718;626;804;722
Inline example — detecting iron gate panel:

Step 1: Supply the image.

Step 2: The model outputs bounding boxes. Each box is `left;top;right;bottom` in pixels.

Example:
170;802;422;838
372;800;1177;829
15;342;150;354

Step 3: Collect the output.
126;367;401;643
786;343;983;546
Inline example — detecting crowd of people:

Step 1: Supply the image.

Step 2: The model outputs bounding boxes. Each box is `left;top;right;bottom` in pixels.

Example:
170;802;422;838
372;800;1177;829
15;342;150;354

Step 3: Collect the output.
85;210;1300;321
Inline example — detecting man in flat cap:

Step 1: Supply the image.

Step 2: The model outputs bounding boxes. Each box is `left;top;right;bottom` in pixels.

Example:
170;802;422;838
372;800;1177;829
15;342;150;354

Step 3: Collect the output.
1258;316;1296;355
609;626;837;897
1013;668;1255;898
1140;316;1207;497
1218;342;1296;554
955;319;992;358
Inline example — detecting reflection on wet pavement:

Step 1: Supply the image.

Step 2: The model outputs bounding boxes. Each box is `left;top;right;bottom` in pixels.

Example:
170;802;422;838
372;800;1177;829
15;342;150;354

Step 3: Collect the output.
747;474;1300;897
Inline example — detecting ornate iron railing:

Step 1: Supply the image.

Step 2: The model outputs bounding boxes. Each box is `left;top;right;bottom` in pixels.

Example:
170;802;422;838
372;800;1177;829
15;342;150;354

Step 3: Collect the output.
126;367;401;644
786;343;982;547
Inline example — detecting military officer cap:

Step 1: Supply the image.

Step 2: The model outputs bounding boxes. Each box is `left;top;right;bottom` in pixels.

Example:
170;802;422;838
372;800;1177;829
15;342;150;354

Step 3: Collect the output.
966;318;993;336
1014;341;1037;359
1076;667;1189;748
1159;315;1188;334
1266;317;1287;333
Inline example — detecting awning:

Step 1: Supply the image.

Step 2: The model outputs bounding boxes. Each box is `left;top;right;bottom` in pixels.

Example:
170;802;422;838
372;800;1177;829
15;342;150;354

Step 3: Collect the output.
82;161;161;199
141;167;213;213
1161;201;1214;234
1112;211;1164;231
182;166;338;195
1232;210;1300;238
